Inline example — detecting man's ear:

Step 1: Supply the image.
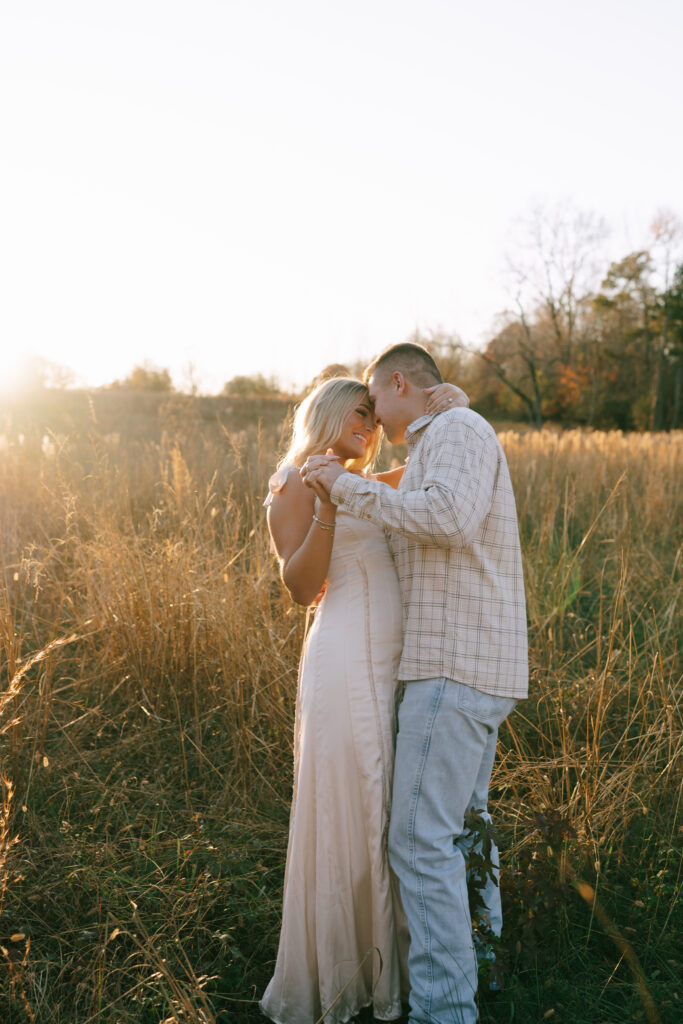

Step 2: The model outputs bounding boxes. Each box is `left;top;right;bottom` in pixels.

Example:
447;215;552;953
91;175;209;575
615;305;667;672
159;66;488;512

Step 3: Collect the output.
392;371;407;394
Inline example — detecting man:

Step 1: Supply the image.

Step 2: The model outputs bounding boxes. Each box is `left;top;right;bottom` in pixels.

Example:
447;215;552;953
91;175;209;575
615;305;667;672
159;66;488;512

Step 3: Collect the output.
302;342;528;1024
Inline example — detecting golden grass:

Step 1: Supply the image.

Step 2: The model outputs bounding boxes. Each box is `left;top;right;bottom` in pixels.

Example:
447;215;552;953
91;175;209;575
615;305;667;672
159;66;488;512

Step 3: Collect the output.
0;417;681;1022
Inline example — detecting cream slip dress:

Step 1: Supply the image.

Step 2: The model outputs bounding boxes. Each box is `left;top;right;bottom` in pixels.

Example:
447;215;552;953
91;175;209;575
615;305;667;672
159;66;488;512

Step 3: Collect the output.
260;466;408;1024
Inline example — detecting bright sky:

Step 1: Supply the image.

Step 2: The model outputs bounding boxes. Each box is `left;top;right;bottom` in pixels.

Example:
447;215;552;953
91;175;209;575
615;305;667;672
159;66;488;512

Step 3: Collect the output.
2;0;682;393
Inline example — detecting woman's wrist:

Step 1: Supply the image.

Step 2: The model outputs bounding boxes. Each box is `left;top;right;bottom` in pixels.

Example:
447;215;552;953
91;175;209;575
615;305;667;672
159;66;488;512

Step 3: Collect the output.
315;501;336;522
312;512;335;534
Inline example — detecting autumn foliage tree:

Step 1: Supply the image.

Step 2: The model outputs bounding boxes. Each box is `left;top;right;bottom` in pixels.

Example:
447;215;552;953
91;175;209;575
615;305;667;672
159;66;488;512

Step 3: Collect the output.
470;205;683;429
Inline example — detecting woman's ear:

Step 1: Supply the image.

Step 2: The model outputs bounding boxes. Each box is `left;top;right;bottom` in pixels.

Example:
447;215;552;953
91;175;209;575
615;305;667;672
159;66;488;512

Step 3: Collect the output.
393;371;406;394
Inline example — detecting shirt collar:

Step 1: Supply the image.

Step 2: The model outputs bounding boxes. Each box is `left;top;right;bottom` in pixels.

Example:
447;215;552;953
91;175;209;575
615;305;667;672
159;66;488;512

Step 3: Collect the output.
405;412;436;450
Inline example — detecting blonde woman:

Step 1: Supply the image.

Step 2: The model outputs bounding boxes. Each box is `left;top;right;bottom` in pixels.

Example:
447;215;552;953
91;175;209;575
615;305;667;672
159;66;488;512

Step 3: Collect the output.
260;376;466;1024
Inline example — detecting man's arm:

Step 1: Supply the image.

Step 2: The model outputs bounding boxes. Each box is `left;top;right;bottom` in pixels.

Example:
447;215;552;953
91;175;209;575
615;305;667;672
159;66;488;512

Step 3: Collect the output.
324;419;498;548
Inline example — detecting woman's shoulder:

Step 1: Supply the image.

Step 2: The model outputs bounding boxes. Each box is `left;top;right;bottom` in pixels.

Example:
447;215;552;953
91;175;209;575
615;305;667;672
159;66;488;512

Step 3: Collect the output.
264;464;307;507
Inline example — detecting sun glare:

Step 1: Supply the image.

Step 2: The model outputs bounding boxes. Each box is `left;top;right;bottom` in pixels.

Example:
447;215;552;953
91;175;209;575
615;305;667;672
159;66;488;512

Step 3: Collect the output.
0;352;43;395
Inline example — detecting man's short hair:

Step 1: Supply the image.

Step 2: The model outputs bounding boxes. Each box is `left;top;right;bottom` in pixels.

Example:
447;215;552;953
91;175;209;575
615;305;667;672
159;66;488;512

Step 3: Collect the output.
364;342;443;388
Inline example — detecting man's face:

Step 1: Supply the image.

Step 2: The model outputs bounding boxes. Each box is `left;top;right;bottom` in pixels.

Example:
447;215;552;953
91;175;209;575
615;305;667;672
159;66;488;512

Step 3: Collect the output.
367;373;406;444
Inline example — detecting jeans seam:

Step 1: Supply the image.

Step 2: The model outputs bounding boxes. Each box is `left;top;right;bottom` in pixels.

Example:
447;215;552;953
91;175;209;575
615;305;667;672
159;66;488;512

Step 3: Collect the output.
406;677;445;1019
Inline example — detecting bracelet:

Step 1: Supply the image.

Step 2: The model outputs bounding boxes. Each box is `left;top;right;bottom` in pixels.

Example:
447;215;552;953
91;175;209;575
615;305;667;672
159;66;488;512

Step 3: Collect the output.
312;513;335;533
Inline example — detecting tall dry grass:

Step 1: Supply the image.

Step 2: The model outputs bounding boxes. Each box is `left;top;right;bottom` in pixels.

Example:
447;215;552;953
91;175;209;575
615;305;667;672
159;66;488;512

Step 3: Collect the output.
499;430;681;859
0;414;681;1022
495;431;682;1016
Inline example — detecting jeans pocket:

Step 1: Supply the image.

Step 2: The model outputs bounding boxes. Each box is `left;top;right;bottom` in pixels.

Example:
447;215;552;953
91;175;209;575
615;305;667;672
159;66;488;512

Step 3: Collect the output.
454;681;516;726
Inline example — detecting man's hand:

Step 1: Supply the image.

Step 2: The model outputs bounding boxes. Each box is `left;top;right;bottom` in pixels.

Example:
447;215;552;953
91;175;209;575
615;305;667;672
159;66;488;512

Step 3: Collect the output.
300;454;346;498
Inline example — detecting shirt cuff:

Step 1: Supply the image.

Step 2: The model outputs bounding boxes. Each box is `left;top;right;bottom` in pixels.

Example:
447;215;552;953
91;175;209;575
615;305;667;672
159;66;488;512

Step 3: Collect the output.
330;472;367;507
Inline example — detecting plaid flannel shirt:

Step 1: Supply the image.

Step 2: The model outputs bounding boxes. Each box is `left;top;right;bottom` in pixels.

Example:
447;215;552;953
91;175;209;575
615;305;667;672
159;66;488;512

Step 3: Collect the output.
330;408;528;699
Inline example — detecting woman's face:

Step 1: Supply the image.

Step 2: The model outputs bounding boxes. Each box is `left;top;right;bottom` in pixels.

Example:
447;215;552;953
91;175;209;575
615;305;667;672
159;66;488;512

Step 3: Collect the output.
331;398;377;461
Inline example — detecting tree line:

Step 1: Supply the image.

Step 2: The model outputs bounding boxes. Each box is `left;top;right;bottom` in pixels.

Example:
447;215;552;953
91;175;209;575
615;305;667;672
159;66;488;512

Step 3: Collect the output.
220;206;683;430
433;206;683;430
16;204;683;431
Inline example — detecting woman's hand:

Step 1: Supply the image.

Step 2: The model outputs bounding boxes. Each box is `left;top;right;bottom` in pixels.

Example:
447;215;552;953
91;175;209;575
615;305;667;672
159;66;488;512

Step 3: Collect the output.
424;382;469;414
300;451;344;500
306;476;331;504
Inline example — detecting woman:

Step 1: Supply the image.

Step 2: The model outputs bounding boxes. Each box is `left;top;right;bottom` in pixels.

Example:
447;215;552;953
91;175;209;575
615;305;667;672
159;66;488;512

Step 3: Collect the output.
261;376;464;1024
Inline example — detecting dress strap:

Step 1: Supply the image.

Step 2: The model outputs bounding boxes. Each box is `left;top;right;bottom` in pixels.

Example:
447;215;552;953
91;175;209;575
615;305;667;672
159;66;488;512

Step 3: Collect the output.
263;464;296;507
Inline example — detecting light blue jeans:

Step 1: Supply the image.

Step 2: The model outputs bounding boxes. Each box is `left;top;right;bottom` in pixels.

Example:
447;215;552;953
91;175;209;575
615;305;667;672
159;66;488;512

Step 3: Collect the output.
388;678;516;1024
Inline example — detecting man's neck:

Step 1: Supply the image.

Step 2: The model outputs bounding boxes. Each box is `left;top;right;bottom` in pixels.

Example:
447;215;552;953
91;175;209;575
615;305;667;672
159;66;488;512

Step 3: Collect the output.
402;394;429;428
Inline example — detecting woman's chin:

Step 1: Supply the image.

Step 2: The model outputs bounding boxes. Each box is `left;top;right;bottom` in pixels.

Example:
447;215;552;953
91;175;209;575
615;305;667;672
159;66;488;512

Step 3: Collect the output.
333;445;364;461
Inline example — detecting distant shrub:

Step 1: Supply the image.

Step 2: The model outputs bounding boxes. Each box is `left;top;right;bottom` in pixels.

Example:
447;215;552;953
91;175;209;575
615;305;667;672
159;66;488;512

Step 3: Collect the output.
112;363;174;392
222;373;281;397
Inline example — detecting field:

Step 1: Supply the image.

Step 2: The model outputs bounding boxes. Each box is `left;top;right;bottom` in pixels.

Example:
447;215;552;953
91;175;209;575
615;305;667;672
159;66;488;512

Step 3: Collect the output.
0;390;681;1023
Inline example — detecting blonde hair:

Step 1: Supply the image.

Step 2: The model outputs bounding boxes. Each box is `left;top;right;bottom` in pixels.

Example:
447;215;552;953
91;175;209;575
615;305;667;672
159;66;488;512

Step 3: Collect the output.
279;377;381;474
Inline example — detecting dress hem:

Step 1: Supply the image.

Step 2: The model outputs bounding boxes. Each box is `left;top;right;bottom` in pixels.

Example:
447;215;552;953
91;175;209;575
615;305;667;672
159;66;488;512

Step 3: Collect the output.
259;996;404;1024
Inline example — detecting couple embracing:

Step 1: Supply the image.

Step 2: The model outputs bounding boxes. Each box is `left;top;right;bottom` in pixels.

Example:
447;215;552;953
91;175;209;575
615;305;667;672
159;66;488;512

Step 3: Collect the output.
260;342;528;1024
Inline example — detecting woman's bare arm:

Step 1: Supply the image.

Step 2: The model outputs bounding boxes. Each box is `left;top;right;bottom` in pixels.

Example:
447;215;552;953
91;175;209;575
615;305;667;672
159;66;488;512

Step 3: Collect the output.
372;465;405;489
267;470;337;605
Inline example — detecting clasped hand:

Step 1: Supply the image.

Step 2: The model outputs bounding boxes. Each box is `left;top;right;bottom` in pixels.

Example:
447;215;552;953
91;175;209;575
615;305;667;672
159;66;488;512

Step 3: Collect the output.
300;453;344;501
